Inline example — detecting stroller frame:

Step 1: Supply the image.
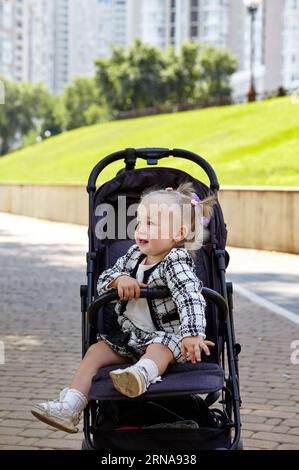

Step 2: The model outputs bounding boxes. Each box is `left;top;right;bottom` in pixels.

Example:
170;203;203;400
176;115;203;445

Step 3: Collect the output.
80;148;242;450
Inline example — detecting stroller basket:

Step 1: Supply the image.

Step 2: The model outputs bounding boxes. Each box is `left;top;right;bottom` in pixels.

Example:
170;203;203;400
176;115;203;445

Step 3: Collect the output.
92;394;231;450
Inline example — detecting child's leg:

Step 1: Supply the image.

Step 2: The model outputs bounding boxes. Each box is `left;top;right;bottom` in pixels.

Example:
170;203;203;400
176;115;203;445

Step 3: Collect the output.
70;340;132;399
110;343;175;398
141;343;175;376
31;341;132;433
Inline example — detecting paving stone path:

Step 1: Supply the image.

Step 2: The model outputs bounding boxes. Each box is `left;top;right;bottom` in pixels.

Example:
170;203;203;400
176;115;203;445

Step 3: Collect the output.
0;213;298;450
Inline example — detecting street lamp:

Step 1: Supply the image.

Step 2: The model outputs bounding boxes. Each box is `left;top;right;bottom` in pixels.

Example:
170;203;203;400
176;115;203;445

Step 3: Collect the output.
243;0;263;102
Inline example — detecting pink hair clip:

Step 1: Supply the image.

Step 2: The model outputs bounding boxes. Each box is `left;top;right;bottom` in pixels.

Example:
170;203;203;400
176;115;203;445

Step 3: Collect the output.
191;192;211;227
191;199;200;207
191;192;201;207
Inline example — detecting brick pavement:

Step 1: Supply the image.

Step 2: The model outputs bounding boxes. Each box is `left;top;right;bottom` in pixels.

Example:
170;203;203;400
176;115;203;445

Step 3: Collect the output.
0;213;298;450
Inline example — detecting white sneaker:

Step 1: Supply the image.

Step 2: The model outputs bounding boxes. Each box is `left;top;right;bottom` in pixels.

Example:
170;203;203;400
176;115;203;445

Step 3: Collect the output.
110;366;148;398
31;388;81;434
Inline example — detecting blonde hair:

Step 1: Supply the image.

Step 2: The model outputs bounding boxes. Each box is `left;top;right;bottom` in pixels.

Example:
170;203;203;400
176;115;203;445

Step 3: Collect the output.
140;182;216;256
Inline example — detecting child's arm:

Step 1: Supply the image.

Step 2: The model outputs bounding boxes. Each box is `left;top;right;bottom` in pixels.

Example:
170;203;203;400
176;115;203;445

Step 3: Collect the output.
97;244;137;297
163;251;207;340
164;252;215;362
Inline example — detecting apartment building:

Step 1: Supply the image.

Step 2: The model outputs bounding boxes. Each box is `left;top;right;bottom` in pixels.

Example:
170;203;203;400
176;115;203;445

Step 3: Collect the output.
27;0;55;91
0;0;29;82
282;0;299;89
1;0;298;96
167;0;229;49
98;0;128;58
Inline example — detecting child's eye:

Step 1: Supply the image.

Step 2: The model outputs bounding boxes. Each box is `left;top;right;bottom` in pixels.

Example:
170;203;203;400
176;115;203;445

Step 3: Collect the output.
136;220;152;226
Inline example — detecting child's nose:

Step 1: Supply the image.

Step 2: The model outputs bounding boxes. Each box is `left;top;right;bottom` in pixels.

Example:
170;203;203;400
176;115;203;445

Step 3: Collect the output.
137;223;147;236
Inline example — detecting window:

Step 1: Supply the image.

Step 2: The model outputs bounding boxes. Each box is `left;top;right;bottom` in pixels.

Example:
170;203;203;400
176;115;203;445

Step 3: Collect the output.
190;11;198;22
191;0;198;7
190;25;198;37
171;0;175;8
171;12;175;22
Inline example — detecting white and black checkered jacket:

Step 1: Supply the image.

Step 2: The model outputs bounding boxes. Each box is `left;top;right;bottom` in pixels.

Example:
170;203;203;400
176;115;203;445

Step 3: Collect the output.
97;244;207;339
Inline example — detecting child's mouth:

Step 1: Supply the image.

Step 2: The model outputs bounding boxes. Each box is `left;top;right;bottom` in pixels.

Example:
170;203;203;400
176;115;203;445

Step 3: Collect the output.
139;239;149;246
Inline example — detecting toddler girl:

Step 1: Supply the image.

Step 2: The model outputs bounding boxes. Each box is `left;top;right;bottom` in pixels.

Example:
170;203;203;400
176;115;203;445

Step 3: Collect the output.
31;182;215;433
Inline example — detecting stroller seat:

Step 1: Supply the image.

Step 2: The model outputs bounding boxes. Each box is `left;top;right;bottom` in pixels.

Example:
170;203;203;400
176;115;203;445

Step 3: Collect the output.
90;362;224;401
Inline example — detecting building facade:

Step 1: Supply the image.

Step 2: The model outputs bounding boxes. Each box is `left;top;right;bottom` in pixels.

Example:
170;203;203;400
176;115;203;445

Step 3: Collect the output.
0;0;299;97
98;0;128;58
167;0;230;50
0;0;29;82
230;0;265;100
282;0;299;90
27;0;56;91
166;0;299;99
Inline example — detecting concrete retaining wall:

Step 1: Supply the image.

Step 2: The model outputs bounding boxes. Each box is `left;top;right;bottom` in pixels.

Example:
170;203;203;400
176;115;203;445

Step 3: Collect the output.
0;184;88;225
1;184;298;254
218;186;299;254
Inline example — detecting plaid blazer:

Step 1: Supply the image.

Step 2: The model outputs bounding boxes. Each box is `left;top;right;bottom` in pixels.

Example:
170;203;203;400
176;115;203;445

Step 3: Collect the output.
97;244;207;339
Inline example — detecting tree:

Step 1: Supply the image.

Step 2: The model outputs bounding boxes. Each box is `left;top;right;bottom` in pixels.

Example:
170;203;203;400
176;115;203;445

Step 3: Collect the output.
95;47;131;112
162;42;201;106
0;77;20;155
95;40;237;115
95;39;168;113
83;103;113;125
127;39;168;109
0;78;54;155
56;76;102;130
198;45;237;101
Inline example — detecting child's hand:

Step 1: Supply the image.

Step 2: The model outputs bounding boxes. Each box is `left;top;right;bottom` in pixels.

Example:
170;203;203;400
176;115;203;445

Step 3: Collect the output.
181;336;215;364
114;276;148;301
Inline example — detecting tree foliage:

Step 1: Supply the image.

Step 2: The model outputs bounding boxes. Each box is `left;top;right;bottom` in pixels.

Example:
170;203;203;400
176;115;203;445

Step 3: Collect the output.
95;40;169;112
95;40;237;114
55;76;104;130
0;78;54;155
0;40;237;155
199;45;238;99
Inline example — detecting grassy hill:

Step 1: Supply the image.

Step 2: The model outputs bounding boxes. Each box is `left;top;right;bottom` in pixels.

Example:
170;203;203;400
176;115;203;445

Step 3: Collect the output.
0;96;298;187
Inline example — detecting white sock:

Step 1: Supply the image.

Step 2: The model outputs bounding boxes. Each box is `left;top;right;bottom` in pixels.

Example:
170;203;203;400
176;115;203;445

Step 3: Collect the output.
133;358;159;384
62;388;88;414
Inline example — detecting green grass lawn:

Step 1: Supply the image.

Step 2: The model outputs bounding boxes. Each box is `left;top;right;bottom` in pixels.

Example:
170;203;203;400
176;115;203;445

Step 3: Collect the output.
0;96;298;187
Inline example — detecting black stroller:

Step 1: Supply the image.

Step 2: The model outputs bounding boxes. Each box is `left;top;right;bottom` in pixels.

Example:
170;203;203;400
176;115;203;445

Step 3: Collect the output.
80;148;242;450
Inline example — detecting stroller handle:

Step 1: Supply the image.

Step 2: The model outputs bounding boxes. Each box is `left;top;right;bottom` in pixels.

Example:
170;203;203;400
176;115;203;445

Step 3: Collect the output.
87;148;219;192
87;286;228;326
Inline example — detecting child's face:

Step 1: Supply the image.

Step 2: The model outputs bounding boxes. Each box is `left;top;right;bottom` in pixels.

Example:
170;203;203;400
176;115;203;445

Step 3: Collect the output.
135;197;187;257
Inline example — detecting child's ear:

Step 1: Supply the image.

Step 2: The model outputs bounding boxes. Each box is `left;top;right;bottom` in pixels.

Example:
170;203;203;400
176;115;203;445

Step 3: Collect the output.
174;225;188;242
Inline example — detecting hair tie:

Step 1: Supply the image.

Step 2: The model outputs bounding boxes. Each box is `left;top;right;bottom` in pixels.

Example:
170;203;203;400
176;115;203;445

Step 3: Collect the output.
165;187;174;192
191;192;210;227
191;192;201;207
